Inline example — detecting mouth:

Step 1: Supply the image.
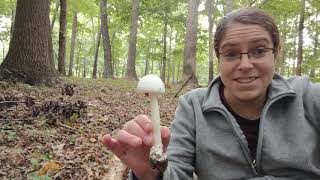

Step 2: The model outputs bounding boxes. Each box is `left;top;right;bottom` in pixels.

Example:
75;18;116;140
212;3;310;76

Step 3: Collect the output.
235;77;258;84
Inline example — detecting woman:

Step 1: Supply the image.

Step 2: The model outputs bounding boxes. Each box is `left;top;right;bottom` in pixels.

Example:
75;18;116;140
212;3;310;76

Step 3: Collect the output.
101;7;320;179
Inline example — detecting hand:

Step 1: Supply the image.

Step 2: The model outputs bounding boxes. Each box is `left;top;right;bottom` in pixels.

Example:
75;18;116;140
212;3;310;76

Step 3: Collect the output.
100;114;171;179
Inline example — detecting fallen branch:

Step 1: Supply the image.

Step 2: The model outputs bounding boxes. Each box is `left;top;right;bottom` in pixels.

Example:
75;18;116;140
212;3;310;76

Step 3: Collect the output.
174;72;194;98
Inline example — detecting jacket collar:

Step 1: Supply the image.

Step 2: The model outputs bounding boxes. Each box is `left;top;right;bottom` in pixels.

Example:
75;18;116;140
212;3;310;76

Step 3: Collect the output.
201;73;296;113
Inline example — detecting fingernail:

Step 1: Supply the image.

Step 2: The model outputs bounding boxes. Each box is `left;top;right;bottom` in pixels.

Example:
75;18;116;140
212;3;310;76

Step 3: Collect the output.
145;123;152;131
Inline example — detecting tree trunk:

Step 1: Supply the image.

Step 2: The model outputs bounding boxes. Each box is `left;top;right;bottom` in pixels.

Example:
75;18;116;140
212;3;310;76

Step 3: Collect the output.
182;0;199;85
310;28;319;78
125;0;139;80
58;0;67;75
144;45;150;75
278;17;288;75
10;9;15;38
83;58;87;78
161;17;168;83
207;0;215;84
68;11;77;76
93;30;101;79
296;0;305;76
224;0;233;15
50;0;59;31
100;0;113;79
0;0;57;86
167;33;172;84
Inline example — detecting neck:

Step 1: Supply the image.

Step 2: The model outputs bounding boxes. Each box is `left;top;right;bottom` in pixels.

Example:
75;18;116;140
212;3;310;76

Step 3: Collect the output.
224;90;267;120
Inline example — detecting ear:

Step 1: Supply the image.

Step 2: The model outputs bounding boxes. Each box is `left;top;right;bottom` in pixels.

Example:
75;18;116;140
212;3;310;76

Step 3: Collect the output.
274;42;282;60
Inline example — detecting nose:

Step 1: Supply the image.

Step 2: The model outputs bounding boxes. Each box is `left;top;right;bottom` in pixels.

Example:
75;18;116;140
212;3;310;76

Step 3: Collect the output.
238;54;253;71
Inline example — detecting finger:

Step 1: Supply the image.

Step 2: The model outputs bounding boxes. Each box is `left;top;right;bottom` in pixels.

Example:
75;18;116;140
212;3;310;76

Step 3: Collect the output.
142;126;170;148
161;127;171;151
133;114;153;133
123;120;148;138
100;134;125;157
117;129;142;148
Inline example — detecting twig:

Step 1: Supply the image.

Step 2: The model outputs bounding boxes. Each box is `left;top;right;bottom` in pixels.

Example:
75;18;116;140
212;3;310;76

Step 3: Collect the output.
0;117;38;121
174;72;194;98
0;113;52;122
96;97;110;105
0;101;23;104
57;121;81;133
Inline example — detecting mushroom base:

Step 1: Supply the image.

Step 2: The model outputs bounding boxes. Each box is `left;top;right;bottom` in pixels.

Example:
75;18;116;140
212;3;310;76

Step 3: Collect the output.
149;144;168;172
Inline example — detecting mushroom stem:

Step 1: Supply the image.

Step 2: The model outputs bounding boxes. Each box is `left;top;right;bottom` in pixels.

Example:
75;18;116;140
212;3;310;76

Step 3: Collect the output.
150;95;162;145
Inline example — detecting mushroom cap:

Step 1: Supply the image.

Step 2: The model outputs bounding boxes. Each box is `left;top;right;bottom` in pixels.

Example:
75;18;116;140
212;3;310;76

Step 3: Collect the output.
136;74;165;94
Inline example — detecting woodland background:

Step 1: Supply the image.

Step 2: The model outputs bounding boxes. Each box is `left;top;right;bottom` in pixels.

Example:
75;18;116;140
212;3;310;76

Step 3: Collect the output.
0;0;319;85
0;0;319;179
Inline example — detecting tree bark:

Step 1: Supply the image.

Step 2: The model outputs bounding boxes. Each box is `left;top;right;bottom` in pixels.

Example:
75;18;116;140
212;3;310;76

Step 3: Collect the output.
182;0;199;85
0;0;58;86
161;17;168;83
224;0;233;15
167;33;172;84
310;28;319;78
296;0;305;76
207;0;215;84
144;44;150;76
125;0;139;80
68;11;77;76
58;0;67;75
93;29;101;79
100;0;113;79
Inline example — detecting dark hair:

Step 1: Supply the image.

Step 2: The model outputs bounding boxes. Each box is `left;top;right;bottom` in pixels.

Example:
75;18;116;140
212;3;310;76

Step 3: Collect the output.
214;7;280;58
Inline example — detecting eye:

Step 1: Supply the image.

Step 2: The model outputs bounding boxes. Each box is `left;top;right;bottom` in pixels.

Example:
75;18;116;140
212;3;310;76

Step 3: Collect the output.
222;51;239;58
251;47;267;56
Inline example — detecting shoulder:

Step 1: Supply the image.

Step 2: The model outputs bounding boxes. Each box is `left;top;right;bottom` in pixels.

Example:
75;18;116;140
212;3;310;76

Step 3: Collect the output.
180;87;208;104
286;75;318;95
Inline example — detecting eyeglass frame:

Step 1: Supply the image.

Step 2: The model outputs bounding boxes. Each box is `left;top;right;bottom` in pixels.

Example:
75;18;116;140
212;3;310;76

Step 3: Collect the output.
218;47;275;62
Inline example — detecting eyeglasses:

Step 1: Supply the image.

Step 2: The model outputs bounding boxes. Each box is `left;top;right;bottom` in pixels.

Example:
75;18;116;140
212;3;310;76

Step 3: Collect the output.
219;47;275;62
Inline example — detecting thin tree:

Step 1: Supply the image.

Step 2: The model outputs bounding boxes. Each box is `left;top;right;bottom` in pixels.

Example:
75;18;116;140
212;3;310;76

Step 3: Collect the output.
0;0;58;85
58;0;67;75
207;0;215;84
182;0;199;85
93;28;101;79
125;0;139;80
310;27;319;78
51;0;59;31
100;0;113;78
161;17;168;83
225;0;233;14
68;11;77;76
296;0;305;76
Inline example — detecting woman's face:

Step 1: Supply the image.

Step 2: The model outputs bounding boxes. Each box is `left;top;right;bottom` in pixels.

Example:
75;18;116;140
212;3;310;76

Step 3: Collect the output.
218;23;276;104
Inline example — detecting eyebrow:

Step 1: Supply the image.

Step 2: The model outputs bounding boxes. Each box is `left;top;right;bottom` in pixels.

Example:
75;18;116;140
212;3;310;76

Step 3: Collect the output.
220;37;272;51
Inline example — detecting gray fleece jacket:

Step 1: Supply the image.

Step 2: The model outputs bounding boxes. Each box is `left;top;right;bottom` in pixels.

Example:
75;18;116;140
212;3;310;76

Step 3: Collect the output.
130;74;320;180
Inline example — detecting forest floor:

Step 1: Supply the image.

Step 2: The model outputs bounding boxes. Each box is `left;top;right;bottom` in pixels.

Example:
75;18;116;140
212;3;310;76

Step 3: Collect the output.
0;77;188;180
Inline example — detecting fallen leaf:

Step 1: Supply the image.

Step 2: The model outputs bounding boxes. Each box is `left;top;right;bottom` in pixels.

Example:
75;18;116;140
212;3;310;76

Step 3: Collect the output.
89;138;97;143
37;161;61;176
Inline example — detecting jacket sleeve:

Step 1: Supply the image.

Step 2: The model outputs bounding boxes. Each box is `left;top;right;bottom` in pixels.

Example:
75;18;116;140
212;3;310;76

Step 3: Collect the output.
161;94;196;180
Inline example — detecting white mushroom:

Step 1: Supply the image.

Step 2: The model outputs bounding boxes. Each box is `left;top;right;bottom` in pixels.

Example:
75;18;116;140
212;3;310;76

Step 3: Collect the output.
136;74;168;171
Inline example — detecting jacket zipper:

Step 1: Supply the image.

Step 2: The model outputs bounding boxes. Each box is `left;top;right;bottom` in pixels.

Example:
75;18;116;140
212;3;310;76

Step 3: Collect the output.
210;107;259;176
255;92;296;174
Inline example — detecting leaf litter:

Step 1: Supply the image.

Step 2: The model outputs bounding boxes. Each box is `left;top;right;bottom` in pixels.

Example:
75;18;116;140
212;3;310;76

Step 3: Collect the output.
0;78;180;179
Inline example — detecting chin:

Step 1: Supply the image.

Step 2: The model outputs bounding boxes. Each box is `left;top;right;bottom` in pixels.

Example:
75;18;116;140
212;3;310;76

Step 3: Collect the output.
235;91;262;102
